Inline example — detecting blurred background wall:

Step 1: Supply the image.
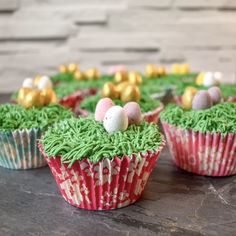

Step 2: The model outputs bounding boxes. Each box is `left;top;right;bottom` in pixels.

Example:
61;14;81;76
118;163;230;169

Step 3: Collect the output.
0;0;236;92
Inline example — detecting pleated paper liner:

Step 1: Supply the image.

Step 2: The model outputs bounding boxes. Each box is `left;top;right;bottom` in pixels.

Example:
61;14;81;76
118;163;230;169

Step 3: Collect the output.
59;88;97;111
38;138;166;210
0;128;47;170
162;122;236;176
143;102;164;123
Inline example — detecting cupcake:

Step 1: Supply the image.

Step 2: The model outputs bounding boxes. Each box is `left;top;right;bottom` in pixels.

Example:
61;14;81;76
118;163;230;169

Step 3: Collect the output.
39;102;165;210
161;95;236;177
0;104;73;170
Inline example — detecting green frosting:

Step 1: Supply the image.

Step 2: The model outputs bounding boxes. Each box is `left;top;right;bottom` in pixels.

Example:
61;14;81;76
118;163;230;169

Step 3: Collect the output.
80;93;161;113
42;117;163;165
160;102;236;134
0;104;74;132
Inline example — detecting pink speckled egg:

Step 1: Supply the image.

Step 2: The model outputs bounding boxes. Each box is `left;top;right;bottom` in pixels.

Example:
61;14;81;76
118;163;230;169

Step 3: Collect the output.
103;106;128;133
95;98;115;121
208;86;222;104
123;102;142;125
192;90;213;110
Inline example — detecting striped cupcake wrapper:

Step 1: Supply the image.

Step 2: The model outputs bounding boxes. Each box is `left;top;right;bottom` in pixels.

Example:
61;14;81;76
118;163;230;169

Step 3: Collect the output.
162;122;236;176
0;128;47;170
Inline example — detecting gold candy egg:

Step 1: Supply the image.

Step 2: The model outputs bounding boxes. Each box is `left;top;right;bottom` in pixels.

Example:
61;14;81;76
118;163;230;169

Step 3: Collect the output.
102;82;119;99
115;82;130;94
85;68;100;80
68;63;78;73
145;64;157;78
34;75;42;87
128;71;142;85
40;88;58;105
17;87;33;105
182;87;198;110
21;90;41;109
121;85;141;102
74;71;84;81
196;72;205;86
179;64;190;74
59;65;67;73
157;66;166;76
171;64;180;74
114;71;127;84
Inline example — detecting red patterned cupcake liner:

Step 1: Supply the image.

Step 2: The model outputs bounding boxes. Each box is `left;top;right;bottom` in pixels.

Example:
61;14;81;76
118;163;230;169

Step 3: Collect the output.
143;102;164;123
38;138;165;210
162;122;236;176
59;88;97;111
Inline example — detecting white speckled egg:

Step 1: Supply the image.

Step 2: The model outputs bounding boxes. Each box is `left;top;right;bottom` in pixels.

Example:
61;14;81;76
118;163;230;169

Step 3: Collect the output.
208;86;222;104
22;78;34;88
192;90;213;110
95;98;115;121
37;76;53;90
123;102;142;125
203;72;218;87
103;106;128;133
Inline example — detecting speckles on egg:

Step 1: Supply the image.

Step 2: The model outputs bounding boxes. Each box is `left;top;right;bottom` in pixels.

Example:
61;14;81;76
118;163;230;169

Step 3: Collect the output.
22;78;34;88
123;102;142;125
95;98;115;121
192;90;213;110
37;76;53;90
103;106;128;133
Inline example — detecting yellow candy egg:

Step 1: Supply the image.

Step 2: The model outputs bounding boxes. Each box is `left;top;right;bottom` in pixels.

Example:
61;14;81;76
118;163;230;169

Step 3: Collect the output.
17;87;33;105
171;64;180;74
157;66;166;76
114;71;127;84
128;71;142;85
196;72;205;86
121;85;141;102
74;71;84;81
68;63;78;73
40;88;57;105
21;90;41;109
179;64;190;74
102;82;119;99
59;65;67;73
85;68;100;80
145;64;157;78
115;82;130;94
182;87;198;110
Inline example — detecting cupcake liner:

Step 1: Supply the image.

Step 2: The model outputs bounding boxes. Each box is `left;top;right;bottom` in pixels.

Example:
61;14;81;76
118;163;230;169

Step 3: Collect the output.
59;88;97;111
0;128;47;170
162;122;236;176
143;102;164;123
38;138;165;210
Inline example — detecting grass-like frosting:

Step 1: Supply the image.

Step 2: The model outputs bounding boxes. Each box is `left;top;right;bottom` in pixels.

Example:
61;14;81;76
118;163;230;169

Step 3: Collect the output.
80;93;161;113
41;117;163;165
160;102;236;134
0;104;74;132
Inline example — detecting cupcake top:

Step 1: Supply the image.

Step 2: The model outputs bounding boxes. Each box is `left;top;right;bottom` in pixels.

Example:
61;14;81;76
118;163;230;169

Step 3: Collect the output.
160;102;236;134
41;117;163;165
0;104;73;132
80;93;160;113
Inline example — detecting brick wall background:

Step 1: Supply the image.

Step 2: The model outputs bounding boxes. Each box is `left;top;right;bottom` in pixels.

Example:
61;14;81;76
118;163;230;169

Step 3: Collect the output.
0;0;236;92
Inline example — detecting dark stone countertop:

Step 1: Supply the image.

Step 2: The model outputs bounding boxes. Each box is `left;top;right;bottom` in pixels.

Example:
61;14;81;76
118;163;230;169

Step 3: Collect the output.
0;94;236;236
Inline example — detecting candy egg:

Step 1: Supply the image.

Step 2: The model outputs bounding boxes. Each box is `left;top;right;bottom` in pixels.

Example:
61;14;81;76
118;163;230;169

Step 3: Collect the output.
121;85;141;102
21;90;41;109
196;72;205;86
182;87;198;110
192;90;213;110
37;76;53;90
179;64;190;74
74;71;84;81
103;106;128;133
85;68;100;80
115;82;130;94
157;66;166;76
114;71;127;84
59;65;67;73
17;87;33;105
68;63;78;73
95;98;115;121
203;72;218;87
171;64;180;74
102;82;119;99
34;75;42;87
40;88;57;105
128;72;142;85
145;64;157;78
22;78;34;88
123;102;142;125
214;72;222;81
207;86;222;104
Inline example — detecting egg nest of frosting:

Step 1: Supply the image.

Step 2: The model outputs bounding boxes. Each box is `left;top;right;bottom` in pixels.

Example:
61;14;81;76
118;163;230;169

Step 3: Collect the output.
41;117;163;165
0;104;73;132
160;102;236;134
80;93;161;113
